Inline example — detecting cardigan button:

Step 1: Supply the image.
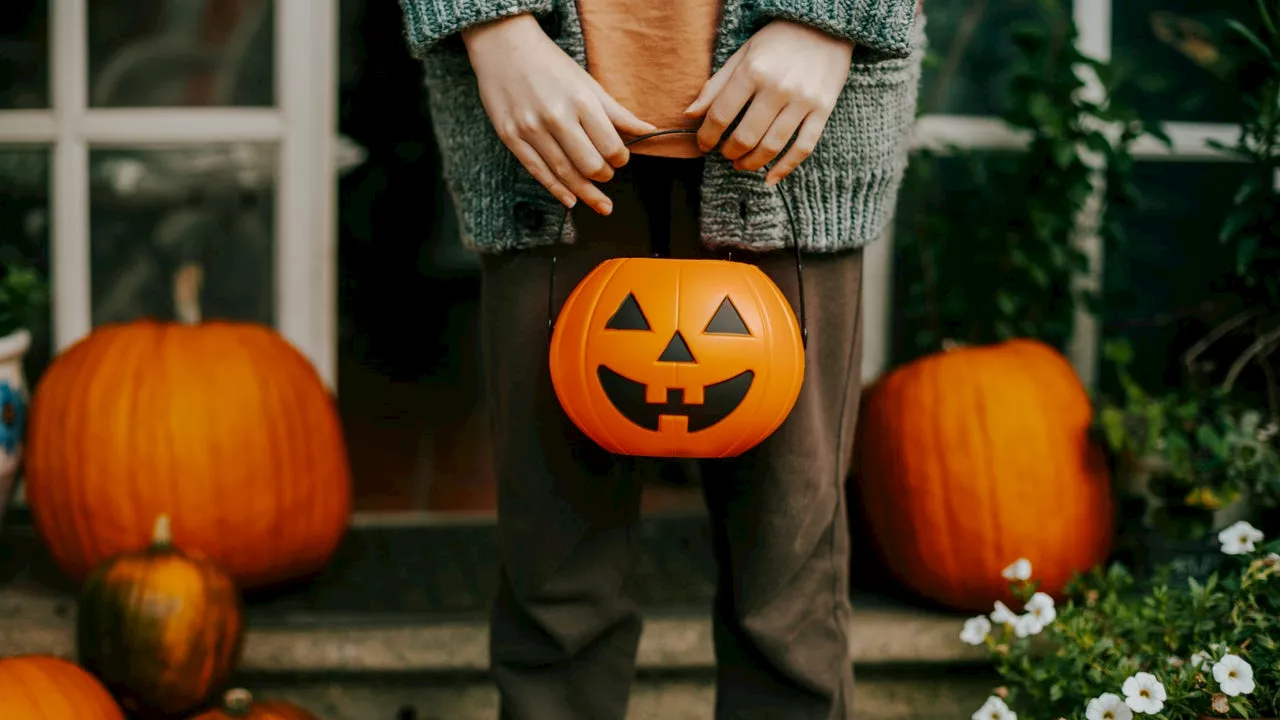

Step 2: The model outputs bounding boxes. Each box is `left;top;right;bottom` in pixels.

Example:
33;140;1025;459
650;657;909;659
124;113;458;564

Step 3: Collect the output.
513;201;544;233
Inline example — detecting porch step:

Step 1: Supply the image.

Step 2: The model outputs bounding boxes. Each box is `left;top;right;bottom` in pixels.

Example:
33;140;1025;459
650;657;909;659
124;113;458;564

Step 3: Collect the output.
0;582;995;719
0;510;998;717
243;671;997;720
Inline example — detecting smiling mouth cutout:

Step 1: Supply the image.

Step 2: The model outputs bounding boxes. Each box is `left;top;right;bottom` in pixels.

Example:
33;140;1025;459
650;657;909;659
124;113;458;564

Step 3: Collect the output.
592;291;760;432
596;366;754;432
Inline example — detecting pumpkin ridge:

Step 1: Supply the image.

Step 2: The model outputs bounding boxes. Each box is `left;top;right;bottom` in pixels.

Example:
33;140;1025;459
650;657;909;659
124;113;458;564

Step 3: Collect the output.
216;327;274;576
27;334;85;577
126;328;164;570
925;356;961;601
74;327;140;579
272;328;350;578
252;325;350;581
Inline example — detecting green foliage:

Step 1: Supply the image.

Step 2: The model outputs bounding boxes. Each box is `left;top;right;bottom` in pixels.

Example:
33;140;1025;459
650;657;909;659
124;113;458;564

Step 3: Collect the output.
0;251;46;339
974;539;1280;719
1095;338;1280;540
894;0;1166;363
1091;4;1280;538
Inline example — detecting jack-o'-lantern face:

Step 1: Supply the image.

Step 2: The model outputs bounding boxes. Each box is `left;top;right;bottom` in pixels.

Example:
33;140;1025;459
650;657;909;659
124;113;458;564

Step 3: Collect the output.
549;257;805;458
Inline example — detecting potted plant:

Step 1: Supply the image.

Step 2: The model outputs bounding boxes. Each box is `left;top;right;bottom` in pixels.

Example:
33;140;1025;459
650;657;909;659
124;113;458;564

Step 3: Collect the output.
0;259;46;525
957;523;1280;720
1094;337;1280;582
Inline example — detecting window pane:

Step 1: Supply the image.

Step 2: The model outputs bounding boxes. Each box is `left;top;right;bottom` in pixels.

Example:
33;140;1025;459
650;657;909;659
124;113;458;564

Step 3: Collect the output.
889;150;1080;363
0;147;52;384
1112;2;1239;124
0;0;49;109
1101;160;1253;393
919;0;1074;117
90;145;275;327
0;147;51;512
88;0;274;108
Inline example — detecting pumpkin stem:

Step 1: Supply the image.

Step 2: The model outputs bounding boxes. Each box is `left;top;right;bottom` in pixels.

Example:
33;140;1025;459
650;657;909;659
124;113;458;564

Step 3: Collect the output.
223;688;255;716
151;514;173;548
173;261;204;325
940;339;965;351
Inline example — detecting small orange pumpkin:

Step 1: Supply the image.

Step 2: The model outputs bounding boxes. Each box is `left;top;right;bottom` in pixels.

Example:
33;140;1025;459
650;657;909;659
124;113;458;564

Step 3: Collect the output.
24;319;352;589
855;339;1114;611
188;688;322;720
77;514;244;719
0;654;127;719
550;257;804;458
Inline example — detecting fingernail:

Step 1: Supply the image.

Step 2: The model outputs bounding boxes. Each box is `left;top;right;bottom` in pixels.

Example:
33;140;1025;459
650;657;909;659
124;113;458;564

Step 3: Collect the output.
765;175;779;187
562;194;577;208
599;200;613;215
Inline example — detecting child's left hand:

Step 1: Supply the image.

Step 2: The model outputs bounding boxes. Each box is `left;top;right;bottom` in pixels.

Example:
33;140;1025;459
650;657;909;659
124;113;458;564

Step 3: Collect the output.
684;19;854;186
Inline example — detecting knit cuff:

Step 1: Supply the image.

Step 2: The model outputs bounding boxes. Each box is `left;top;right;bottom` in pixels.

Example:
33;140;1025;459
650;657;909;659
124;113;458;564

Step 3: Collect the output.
398;0;554;58
754;0;918;58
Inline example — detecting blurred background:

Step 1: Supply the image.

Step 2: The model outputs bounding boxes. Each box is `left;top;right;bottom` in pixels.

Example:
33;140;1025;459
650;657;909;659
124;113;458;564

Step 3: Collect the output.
0;0;1266;520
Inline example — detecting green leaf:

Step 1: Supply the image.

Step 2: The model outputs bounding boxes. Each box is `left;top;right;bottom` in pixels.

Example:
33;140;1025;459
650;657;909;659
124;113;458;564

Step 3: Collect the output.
1227;19;1276;61
1236;234;1261;274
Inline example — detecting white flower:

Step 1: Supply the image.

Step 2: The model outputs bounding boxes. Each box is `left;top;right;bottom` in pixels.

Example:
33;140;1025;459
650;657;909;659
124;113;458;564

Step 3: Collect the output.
990;601;1018;625
1002;558;1032;581
1012;613;1044;638
972;695;1017;720
1218;520;1264;555
1024;592;1057;628
1121;672;1167;714
1212;654;1256;697
1189;650;1212;670
960;615;992;645
1086;693;1133;720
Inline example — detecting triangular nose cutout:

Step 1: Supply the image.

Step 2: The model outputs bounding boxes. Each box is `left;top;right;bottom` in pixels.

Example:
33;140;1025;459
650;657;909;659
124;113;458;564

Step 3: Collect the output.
658;330;696;363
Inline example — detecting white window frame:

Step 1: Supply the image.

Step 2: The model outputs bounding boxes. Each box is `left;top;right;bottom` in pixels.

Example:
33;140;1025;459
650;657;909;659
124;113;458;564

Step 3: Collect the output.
0;0;339;389
861;0;1249;391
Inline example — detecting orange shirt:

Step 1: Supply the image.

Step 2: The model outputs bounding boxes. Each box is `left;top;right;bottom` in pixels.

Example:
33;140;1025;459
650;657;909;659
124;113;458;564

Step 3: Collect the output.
578;1;924;159
578;0;722;158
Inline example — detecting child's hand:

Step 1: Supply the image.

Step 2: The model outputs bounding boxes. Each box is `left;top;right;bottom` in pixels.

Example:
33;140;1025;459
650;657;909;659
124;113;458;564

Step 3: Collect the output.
685;19;854;186
463;14;657;214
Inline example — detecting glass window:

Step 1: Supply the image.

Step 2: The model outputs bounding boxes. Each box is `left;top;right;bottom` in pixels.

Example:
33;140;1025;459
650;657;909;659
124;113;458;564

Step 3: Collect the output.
1111;1;1241;124
1101;160;1253;393
89;145;276;327
0;147;52;384
88;0;275;108
918;0;1075;117
0;0;49;109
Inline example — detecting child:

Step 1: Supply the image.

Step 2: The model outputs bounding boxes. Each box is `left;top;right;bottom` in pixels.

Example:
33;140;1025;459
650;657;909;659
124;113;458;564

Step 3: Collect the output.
398;1;924;716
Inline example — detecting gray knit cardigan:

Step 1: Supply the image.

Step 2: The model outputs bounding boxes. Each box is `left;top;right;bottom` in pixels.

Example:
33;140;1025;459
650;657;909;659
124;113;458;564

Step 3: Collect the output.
399;0;925;255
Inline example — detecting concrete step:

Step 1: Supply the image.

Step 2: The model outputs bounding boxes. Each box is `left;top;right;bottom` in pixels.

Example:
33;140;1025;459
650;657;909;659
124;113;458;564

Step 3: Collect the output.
246;671;997;720
0;582;996;719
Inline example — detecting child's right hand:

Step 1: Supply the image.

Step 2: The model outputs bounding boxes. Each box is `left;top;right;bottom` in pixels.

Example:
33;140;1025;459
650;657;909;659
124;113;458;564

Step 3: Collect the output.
462;14;656;215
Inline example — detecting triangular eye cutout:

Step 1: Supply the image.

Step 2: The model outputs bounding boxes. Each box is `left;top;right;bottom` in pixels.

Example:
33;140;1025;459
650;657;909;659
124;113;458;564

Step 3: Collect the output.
605;293;650;331
703;297;751;336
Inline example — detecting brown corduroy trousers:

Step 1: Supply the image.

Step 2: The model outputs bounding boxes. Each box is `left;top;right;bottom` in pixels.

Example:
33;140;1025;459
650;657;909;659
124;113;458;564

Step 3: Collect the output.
479;155;864;720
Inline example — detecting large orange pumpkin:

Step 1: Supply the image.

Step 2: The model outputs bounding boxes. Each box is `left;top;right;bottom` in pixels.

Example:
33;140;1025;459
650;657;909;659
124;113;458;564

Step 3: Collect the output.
0;654;127;719
25;319;352;589
188;688;322;720
855;339;1113;611
550;257;804;458
77;515;244;719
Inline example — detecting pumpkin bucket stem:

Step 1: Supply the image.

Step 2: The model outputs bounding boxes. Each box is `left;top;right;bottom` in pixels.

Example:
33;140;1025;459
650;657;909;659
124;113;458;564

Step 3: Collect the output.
151;514;172;548
223;688;254;716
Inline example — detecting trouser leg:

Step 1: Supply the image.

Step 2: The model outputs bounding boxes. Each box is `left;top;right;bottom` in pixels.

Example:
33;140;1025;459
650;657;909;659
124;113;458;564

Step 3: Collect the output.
481;162;664;720
663;162;866;719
